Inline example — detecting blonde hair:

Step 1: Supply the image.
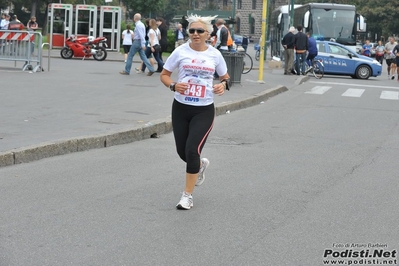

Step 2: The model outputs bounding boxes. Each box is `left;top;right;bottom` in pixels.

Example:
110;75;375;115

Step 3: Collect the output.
149;19;157;30
186;14;217;33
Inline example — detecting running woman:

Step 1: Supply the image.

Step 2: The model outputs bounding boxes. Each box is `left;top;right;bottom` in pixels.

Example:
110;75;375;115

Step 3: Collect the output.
160;14;230;210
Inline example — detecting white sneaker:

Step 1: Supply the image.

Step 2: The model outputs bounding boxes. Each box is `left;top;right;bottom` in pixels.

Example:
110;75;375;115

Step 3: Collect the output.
136;70;143;74
176;192;193;210
196;158;209;186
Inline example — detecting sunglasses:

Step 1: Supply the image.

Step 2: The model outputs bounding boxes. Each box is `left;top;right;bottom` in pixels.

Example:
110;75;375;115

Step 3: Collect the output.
188;28;206;34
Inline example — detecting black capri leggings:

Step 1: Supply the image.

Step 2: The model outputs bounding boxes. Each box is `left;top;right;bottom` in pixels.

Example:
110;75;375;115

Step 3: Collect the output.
172;99;215;174
123;45;131;54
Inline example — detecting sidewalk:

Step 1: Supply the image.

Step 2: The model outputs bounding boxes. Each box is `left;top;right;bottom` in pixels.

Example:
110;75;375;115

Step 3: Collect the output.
0;44;307;167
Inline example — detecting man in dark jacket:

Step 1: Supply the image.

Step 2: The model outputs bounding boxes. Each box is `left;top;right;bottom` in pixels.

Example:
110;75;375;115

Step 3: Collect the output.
294;25;308;75
281;26;296;75
306;31;318;70
8;15;24;30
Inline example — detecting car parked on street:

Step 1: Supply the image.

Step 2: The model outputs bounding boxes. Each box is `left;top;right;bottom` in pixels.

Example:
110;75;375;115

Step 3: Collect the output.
315;41;382;79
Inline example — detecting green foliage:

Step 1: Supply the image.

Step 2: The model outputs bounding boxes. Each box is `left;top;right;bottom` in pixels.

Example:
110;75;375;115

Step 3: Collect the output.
0;0;8;10
123;0;164;18
166;29;175;52
45;0;119;5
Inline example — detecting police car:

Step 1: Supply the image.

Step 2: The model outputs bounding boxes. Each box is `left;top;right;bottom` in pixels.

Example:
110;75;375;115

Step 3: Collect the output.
315;41;382;79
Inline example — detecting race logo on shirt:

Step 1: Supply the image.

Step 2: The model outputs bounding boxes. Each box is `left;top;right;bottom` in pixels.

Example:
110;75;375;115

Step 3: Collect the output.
192;58;206;64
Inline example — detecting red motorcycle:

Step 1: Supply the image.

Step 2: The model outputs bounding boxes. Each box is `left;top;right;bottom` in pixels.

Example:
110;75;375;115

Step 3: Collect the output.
60;35;108;61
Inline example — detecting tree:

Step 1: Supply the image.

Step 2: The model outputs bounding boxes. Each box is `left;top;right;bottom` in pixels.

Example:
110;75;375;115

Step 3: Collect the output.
123;0;164;18
0;0;9;10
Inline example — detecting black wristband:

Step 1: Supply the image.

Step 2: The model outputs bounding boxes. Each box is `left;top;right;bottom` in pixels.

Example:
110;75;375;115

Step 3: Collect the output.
220;78;231;91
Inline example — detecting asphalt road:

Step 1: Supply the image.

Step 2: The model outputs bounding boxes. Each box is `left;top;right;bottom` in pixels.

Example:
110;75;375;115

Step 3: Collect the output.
1;73;398;265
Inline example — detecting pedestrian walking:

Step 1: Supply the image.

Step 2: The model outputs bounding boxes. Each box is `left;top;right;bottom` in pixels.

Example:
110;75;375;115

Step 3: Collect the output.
362;40;372;57
141;19;163;73
156;17;168;66
120;13;155;76
375;40;384;66
391;41;399;82
160;14;231;210
121;24;133;62
135;19;155;73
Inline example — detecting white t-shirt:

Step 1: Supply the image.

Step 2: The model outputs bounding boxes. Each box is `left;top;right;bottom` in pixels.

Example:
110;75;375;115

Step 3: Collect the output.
163;43;228;106
122;29;133;45
384;42;397;59
0;19;9;30
147;28;160;47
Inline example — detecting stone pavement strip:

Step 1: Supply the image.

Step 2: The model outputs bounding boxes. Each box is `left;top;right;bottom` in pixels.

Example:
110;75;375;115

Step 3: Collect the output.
0;47;308;168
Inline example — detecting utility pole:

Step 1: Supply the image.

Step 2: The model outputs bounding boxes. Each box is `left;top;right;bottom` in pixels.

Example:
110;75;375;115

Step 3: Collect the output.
289;0;294;27
257;0;268;83
231;0;236;37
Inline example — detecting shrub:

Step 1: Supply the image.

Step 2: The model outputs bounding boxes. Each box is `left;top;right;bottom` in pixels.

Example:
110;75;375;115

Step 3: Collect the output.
166;29;175;52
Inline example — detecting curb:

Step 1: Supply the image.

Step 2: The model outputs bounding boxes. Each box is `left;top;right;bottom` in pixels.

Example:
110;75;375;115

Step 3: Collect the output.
0;85;288;168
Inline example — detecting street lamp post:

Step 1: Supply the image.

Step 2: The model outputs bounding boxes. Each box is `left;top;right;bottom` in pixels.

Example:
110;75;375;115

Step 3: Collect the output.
289;0;294;27
231;0;236;37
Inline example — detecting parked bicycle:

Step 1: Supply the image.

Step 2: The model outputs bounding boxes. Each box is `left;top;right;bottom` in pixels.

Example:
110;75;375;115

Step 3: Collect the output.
242;52;253;74
235;45;253;74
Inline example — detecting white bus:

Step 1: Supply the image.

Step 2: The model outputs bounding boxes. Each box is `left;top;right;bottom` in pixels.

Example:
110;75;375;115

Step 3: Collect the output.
293;3;366;52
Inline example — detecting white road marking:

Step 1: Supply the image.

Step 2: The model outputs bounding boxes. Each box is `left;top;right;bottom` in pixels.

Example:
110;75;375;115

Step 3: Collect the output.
310;81;399;90
380;91;399;100
305;86;331;94
341;88;365;97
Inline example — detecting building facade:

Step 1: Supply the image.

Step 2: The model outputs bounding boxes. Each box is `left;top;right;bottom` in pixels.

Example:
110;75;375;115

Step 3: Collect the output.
194;0;287;41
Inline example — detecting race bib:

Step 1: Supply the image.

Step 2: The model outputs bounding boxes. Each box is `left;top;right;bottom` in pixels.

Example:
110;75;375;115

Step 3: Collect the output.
180;77;207;98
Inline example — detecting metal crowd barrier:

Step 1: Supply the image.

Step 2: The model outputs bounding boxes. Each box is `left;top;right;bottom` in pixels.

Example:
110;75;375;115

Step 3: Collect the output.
0;30;43;72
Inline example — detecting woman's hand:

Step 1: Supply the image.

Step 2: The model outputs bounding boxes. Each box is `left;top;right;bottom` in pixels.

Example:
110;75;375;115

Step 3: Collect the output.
174;82;189;94
212;82;225;95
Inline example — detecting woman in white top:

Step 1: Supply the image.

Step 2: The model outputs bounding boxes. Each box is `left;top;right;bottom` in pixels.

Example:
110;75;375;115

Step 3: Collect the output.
141;19;163;73
160;14;230;210
121;24;134;62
